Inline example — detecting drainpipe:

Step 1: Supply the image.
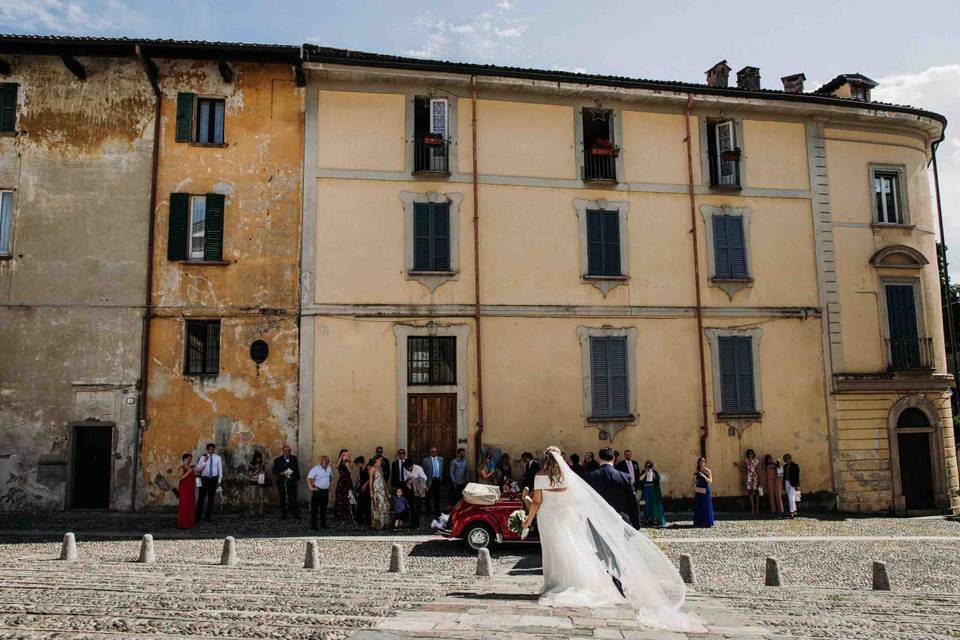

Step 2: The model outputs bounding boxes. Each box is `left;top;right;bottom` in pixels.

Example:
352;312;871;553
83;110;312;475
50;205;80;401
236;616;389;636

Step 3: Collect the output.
133;45;162;512
683;94;710;459
471;75;486;469
932;147;960;384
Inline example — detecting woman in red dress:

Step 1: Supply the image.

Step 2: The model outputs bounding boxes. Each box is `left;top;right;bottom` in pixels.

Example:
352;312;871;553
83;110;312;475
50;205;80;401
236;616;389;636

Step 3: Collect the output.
177;453;196;529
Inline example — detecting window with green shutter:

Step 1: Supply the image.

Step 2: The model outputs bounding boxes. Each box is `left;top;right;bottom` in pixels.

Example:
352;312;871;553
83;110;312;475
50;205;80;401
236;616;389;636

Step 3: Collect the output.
412;202;450;272
168;192;225;262
175;93;195;142
586;209;621;276
0;83;18;133
712;215;748;279
590;336;629;418
718;336;756;414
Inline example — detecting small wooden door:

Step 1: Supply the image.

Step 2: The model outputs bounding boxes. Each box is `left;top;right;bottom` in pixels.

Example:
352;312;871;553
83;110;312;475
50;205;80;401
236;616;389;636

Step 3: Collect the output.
898;432;935;510
71;424;113;509
407;393;457;466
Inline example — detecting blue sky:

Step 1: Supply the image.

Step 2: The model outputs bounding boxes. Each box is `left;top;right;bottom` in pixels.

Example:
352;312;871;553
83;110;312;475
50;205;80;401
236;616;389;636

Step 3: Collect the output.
4;0;960;273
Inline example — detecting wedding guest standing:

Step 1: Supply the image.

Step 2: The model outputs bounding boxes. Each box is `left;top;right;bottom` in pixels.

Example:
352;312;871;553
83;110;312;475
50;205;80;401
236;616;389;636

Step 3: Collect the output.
194;443;223;523
176;453;196;529
272;445;301;520
370;456;391;529
477;449;497;485
640;460;667;527
307;455;334;530
390;449;408;491
584;451;600;473
693;457;714;528
334;449;353;520
423;447;445;517
763;455;784;515
738;449;761;515
783;453;801;518
616;449;642;492
373;446;390;483
355;455;370;525
568;454;585;478
497;453;514;490
449;448;468;502
404;458;428;527
247;451;267;517
521;452;540;492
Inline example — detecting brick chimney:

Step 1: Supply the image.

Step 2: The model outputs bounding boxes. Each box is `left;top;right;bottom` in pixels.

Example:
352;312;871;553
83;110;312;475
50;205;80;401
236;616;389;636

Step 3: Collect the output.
705;60;731;88
781;73;806;94
736;66;761;91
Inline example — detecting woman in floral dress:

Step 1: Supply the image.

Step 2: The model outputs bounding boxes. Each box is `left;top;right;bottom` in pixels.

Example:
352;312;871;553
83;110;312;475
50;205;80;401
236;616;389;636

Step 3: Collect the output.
369;455;391;529
334;449;353;520
742;449;761;515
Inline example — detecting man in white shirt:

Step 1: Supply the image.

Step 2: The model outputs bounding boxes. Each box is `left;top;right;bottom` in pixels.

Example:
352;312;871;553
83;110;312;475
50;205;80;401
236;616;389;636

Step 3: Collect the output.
422;446;445;518
307;455;334;530
194;443;223;523
403;459;427;528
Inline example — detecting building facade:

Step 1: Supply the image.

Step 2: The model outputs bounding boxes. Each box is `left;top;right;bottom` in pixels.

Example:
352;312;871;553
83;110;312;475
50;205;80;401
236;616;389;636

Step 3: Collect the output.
299;49;959;514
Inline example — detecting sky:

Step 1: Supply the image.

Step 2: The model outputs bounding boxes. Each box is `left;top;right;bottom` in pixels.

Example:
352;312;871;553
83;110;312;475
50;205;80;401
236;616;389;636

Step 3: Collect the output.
3;0;960;274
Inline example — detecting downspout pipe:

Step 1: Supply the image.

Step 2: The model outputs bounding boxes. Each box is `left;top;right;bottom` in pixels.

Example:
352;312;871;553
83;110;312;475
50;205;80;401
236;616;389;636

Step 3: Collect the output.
932;144;960;386
471;75;486;469
683;94;710;459
133;45;161;512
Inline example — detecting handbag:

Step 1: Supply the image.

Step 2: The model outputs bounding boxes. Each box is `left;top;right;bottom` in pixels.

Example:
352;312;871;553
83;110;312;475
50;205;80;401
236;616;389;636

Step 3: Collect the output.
412;477;428;498
195;477;202;489
758;485;765;497
257;472;266;486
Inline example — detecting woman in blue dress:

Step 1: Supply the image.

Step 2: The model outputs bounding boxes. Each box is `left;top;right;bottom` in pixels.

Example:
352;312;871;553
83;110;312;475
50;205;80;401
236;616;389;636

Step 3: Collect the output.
692;457;714;528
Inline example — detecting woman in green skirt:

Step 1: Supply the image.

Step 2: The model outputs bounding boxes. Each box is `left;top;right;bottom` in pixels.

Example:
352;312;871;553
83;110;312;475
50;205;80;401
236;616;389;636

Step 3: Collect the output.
640;460;667;527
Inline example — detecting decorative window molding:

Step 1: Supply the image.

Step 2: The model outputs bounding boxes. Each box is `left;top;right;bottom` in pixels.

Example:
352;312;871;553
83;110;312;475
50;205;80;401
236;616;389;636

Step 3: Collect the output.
869;164;910;226
699;115;746;190
870;245;928;270
574;106;623;184
699;204;753;299
406;94;459;176
576;325;637;441
705;327;763;419
574;198;629;296
394;323;470;453
400;191;462;292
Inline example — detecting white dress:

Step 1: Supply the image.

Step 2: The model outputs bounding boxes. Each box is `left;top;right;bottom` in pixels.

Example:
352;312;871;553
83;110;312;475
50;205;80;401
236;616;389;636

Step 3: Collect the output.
534;474;624;607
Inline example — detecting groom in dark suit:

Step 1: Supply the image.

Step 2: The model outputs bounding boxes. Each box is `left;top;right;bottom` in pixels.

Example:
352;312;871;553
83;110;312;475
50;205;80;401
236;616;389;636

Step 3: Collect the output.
586;447;641;529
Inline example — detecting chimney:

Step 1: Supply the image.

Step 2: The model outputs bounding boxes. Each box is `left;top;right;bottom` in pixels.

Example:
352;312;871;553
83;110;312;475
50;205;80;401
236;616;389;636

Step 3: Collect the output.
736;66;761;91
705;60;731;88
781;73;806;94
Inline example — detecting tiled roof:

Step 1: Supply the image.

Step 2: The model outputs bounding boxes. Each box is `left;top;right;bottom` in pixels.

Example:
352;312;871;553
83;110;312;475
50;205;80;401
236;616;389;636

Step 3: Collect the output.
0;34;300;61
815;73;880;95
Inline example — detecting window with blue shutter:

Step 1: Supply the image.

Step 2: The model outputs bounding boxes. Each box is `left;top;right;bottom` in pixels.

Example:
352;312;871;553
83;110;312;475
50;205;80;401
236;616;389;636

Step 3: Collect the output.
718;336;756;414
0;83;17;133
586;209;621;276
412;202;451;272
713;215;748;279
590;336;629;418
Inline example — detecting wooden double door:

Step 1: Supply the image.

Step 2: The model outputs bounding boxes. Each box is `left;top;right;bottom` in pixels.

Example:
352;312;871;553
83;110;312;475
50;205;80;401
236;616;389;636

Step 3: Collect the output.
407;393;457;469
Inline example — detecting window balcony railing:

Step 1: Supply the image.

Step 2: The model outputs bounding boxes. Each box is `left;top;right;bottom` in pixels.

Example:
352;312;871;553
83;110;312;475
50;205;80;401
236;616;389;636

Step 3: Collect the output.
885;336;935;371
414;137;450;175
583;147;617;182
709;149;741;189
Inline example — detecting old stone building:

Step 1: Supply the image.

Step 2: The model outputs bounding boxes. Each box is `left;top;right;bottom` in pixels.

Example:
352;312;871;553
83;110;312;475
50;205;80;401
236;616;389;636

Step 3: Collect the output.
138;43;304;508
299;49;959;514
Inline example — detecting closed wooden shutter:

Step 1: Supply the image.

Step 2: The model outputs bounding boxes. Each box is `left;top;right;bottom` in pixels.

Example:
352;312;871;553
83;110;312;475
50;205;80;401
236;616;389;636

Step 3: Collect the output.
413;202;450;272
175;92;195;142
167;193;189;261
713;215;747;279
719;336;755;413
591;336;628;418
591;337;609;417
587;209;621;276
204;193;225;261
608;336;628;416
413;203;432;271
587;210;604;275
0;83;17;132
432;203;450;271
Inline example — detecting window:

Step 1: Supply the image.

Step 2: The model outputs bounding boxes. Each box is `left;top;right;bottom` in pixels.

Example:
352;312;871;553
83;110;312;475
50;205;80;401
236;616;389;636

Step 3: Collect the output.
175;93;225;144
413;202;450;272
586;209;621;276
589;336;629;418
582;108;617;182
718;336;756;415
712;215;748;279
0;83;17;133
0;191;12;255
884;282;932;370
167;192;225;262
873;170;903;224
407;336;456;385
413;97;449;174
185;320;221;375
707;119;741;188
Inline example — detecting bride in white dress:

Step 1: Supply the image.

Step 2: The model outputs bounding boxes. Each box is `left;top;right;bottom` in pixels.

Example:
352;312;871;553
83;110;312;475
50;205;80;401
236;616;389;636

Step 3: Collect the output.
521;447;699;630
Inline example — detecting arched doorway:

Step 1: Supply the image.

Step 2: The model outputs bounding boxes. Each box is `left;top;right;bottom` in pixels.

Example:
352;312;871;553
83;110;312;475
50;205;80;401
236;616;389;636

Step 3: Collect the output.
889;397;945;512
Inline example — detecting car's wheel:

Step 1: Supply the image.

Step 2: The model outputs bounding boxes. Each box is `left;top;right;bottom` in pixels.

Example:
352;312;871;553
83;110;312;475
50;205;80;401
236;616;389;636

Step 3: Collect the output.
462;522;493;552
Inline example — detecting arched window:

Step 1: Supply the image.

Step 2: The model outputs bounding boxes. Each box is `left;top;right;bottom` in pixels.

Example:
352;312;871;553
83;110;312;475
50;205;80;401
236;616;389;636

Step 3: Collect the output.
896;407;930;429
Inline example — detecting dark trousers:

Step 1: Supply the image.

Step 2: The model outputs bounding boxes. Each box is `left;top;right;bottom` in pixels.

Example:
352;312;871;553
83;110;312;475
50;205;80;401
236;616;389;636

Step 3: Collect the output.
426;479;442;515
310;488;329;528
195;476;218;521
453;482;466;504
408;494;422;526
278;480;299;518
357;493;371;524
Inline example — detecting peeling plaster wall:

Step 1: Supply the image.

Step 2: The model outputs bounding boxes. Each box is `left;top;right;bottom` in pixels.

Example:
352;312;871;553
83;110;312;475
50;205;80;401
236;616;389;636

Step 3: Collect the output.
140;61;303;509
0;56;154;510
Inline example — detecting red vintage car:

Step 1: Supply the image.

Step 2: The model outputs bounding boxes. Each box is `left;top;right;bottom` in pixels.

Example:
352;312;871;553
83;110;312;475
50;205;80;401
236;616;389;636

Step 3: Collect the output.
439;488;539;551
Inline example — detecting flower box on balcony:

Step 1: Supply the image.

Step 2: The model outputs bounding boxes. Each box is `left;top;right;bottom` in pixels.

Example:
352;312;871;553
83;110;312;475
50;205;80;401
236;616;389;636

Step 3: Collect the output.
590;139;619;156
423;135;445;146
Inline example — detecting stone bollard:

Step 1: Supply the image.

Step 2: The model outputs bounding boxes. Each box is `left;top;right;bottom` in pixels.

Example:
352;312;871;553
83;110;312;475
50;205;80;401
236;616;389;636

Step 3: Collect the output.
872;561;891;591
59;533;78;562
303;539;320;570
137;534;156;564
679;554;696;585
388;543;405;574
476;548;493;578
765;557;782;587
220;536;238;566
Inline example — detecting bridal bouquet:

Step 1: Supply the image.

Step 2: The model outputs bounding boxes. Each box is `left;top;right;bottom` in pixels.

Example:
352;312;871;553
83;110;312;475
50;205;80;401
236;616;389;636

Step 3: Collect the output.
507;509;526;534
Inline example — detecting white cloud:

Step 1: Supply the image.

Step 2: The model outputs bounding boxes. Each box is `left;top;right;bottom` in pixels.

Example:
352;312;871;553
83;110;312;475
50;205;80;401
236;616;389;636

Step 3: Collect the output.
873;65;960;277
0;0;129;33
402;3;530;62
